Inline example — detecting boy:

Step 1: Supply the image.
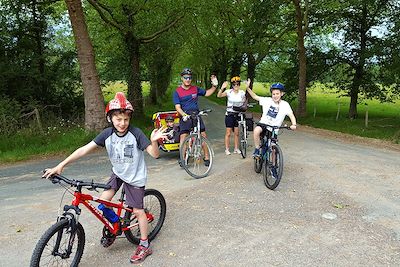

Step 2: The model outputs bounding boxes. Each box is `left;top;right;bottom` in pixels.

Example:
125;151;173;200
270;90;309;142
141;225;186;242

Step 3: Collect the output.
246;80;297;157
43;92;167;264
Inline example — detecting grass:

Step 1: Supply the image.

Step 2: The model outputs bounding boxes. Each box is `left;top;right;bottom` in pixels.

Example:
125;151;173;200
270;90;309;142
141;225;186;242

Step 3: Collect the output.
1;81;399;164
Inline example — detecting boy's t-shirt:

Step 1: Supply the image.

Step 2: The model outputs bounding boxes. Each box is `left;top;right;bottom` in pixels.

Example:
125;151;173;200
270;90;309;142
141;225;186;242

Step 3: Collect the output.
93;126;151;187
172;85;206;113
259;97;293;131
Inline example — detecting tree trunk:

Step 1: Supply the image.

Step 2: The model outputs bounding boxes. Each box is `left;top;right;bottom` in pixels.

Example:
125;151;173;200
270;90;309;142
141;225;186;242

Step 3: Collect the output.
65;0;106;132
247;54;256;85
293;0;307;117
125;32;143;118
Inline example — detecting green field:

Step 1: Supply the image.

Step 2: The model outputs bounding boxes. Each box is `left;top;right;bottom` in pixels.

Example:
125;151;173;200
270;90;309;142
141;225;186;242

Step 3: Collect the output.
0;82;399;164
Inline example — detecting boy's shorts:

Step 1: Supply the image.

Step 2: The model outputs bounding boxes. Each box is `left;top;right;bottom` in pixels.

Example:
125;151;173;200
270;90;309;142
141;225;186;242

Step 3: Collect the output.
106;173;145;209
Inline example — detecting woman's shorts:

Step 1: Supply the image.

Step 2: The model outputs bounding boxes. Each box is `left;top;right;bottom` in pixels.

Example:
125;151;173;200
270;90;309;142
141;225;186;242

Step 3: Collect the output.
225;113;239;129
106;173;145;209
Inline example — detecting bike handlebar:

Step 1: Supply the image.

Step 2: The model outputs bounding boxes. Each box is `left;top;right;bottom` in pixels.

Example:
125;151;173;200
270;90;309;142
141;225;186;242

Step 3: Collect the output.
255;122;292;130
183;109;212;121
47;173;111;190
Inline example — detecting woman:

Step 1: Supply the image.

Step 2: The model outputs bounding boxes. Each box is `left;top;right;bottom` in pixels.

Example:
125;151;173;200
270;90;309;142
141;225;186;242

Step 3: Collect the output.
217;76;247;155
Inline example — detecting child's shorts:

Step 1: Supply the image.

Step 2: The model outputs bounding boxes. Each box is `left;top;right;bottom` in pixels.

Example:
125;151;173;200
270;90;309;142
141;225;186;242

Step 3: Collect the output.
106;173;145;209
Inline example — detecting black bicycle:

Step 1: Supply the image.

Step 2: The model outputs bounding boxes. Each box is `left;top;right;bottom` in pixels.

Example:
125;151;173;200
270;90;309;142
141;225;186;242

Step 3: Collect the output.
233;104;254;158
253;123;291;190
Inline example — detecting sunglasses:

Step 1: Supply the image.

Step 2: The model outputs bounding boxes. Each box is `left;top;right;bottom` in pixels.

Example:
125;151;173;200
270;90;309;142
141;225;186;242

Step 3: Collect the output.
182;76;192;80
232;82;240;86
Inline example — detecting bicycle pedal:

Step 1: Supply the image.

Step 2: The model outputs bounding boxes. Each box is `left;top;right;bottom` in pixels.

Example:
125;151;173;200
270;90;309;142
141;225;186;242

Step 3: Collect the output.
100;236;116;248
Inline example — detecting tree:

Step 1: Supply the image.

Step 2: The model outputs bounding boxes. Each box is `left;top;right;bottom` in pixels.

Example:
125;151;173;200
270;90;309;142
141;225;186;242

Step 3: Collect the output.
314;0;400;119
292;0;309;117
65;0;106;131
87;0;184;117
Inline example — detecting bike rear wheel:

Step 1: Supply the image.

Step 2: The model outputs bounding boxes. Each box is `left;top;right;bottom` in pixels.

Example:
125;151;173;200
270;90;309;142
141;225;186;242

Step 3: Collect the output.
124;189;166;245
239;123;247;158
180;134;214;179
30;218;85;267
263;143;283;190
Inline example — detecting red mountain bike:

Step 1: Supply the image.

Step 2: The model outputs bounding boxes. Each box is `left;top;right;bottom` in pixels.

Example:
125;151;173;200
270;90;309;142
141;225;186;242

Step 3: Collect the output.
30;174;166;267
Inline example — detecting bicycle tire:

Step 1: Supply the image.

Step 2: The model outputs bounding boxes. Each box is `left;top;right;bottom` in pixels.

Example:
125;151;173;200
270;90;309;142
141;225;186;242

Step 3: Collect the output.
124;189;167;245
239;123;247;158
180;134;214;179
30;219;85;267
263;143;283;190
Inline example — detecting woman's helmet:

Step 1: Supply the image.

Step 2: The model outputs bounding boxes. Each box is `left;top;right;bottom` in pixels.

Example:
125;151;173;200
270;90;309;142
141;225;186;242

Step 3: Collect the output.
230;76;241;83
270;83;285;92
105;92;133;121
165;115;174;122
180;68;192;76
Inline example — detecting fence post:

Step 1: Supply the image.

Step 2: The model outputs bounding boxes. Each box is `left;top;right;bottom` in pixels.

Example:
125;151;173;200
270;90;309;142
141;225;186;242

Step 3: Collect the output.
336;102;341;121
34;108;44;134
365;105;369;128
313;105;316;118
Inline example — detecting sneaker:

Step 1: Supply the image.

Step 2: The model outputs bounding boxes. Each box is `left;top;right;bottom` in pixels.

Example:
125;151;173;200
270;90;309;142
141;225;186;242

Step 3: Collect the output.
252;148;260;158
233;148;241;154
225;149;231;155
178;160;183;168
203;158;210;167
270;166;278;179
130;245;153;264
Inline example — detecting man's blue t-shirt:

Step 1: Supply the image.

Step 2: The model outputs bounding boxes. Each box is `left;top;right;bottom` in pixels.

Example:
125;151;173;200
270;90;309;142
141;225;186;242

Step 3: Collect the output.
172;85;206;113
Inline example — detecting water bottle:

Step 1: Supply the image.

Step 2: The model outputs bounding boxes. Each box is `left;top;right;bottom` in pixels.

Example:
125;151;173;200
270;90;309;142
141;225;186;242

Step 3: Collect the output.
98;204;119;223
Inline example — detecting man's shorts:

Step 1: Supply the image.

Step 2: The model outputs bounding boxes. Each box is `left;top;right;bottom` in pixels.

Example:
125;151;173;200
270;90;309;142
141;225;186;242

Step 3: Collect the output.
106;173;145;209
179;111;206;134
225;113;239;129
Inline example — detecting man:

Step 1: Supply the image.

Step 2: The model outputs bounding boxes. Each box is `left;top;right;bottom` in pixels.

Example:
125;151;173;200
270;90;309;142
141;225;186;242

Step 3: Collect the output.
172;68;218;166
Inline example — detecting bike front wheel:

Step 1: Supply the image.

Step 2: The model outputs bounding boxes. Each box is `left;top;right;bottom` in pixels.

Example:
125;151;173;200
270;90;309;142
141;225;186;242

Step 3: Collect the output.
239;123;247;158
30;218;85;267
180;134;214;179
263;143;283;190
124;189;167;245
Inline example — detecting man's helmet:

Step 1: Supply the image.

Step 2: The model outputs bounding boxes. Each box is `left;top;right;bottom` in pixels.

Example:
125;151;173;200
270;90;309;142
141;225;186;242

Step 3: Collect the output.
270;83;285;92
180;68;192;76
165;115;174;122
230;76;241;83
105;92;133;121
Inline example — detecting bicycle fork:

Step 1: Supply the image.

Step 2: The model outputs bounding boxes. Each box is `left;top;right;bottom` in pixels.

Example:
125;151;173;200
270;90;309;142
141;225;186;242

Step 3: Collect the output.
52;206;80;259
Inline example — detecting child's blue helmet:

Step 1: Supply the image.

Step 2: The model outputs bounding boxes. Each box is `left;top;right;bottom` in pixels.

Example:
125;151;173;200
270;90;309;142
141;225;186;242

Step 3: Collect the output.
270;83;285;92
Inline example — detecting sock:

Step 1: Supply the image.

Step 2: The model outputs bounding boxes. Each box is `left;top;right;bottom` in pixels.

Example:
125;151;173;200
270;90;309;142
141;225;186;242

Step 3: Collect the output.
139;238;149;248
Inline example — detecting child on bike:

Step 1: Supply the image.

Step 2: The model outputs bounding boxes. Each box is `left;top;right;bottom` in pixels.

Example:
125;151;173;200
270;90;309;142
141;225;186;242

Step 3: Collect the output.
246;80;297;159
43;92;167;264
217;76;247;155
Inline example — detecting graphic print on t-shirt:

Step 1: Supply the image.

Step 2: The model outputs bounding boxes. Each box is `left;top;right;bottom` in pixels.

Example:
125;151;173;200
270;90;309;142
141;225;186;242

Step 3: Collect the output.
267;106;278;119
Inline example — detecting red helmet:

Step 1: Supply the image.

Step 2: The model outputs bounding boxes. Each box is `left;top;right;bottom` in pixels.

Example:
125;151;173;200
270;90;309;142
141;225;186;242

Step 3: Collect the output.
105;92;133;116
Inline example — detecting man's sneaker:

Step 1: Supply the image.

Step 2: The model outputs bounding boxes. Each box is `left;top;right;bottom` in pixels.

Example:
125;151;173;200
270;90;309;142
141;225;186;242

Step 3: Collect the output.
252;148;260;158
203;158;210;167
225;149;231;155
270;166;278;179
130;245;153;264
233;148;241;154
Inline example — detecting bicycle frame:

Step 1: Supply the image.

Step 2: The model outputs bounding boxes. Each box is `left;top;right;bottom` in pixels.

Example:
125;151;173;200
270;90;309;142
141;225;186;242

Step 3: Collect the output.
64;189;153;236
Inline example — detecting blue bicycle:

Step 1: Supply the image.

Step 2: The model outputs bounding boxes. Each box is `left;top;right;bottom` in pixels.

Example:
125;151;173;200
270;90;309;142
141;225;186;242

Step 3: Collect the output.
253;123;291;190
